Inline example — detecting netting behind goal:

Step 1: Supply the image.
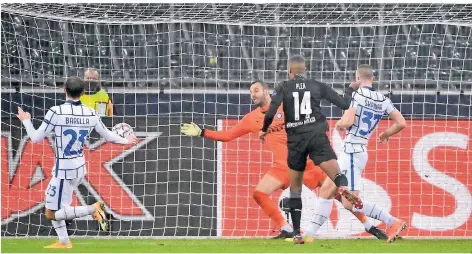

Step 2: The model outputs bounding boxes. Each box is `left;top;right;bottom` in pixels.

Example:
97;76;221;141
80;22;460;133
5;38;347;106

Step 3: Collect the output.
1;3;471;238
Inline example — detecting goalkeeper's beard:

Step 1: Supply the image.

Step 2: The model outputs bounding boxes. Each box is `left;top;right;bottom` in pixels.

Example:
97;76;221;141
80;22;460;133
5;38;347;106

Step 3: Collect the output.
256;99;270;112
253;99;265;107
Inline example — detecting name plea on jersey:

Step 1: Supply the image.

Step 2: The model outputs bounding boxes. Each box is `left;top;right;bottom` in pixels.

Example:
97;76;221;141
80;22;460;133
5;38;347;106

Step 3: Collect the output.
65;117;90;125
296;83;306;89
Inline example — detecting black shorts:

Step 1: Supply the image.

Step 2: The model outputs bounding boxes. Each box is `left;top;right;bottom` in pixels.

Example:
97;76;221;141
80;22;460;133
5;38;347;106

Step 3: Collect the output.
287;132;337;171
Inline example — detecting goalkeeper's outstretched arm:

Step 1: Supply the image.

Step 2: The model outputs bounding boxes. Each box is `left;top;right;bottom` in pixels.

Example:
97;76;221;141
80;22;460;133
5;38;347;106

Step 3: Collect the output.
181;119;251;142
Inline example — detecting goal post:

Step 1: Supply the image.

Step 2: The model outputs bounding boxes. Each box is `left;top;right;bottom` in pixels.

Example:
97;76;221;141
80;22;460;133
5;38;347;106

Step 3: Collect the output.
1;3;471;238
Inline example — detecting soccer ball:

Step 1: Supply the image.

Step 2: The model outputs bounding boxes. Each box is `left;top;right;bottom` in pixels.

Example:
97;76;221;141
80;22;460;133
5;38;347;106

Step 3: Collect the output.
112;123;134;138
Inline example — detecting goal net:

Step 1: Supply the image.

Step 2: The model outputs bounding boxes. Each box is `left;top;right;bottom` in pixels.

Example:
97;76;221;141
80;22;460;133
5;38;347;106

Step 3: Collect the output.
1;3;471;238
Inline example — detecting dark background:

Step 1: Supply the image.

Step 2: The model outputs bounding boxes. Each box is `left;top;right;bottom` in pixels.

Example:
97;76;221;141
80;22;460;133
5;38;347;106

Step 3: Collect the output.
1;116;218;237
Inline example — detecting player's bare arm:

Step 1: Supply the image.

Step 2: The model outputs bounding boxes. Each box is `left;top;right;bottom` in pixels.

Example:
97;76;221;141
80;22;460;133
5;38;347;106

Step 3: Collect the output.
336;107;356;131
379;109;406;143
107;99;114;116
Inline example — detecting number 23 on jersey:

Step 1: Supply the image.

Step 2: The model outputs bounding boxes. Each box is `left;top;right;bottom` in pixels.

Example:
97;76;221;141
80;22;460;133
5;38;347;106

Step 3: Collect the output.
63;129;88;156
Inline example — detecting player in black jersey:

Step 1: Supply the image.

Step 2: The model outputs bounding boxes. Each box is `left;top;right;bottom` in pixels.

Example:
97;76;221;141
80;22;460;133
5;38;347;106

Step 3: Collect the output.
260;55;362;243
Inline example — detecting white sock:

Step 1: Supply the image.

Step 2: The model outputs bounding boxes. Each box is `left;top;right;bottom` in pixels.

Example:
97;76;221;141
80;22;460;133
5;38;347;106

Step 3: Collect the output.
353;201;396;226
305;198;333;236
363;218;374;231
51;220;69;244
281;224;293;233
54;205;95;220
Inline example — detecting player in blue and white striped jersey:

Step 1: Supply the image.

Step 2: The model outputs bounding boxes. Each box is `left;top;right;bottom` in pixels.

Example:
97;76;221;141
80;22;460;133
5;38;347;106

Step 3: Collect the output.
335;65;407;242
341;85;396;154
17;76;137;249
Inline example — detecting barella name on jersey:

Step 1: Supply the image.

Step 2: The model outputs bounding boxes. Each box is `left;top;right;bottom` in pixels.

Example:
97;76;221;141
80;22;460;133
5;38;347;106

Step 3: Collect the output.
65;117;90;125
1;131;159;224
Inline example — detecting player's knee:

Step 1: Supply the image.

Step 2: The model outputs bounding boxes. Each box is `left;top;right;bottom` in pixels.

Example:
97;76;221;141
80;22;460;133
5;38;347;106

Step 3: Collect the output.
290;166;305;175
288;160;305;174
252;190;267;204
333;173;348;187
44;209;55;220
319;180;337;199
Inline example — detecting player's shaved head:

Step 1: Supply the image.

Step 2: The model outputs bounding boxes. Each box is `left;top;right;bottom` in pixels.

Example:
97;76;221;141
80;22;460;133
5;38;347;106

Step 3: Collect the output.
65;76;86;99
356;64;374;81
250;80;270;107
288;55;306;79
251;80;268;89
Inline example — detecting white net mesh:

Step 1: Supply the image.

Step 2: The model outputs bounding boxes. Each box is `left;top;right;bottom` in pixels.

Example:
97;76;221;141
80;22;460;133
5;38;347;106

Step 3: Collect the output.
3;3;472;26
1;3;471;238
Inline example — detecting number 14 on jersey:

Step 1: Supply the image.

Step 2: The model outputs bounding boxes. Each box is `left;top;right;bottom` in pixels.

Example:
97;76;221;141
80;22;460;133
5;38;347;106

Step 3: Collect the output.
292;91;312;121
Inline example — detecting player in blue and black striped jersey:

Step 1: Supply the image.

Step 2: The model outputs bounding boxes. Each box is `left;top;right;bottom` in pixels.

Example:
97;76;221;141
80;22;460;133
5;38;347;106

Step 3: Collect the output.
17;77;137;249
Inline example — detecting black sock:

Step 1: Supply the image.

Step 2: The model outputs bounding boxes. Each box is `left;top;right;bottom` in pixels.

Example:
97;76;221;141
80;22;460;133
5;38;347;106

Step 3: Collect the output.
289;193;302;235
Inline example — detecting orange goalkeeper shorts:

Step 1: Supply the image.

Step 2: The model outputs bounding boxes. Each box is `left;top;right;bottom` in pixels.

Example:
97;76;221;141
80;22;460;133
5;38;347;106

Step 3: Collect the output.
266;161;327;190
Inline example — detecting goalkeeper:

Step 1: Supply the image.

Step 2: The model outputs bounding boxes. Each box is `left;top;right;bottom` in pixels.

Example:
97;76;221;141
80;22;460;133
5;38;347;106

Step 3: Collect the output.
181;81;387;239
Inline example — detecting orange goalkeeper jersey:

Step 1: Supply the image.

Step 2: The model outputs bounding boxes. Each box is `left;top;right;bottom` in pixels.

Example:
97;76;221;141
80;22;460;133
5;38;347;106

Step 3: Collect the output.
204;105;288;167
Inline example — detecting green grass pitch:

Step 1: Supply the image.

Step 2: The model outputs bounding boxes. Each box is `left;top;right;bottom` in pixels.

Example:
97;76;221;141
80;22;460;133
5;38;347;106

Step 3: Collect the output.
1;238;471;253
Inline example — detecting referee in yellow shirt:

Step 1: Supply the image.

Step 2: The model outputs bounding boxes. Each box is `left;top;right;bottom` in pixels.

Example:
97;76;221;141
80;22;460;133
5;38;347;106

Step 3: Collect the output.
80;68;113;116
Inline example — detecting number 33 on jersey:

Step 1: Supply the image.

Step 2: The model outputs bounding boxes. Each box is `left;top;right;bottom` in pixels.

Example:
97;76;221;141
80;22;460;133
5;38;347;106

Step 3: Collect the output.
343;87;396;153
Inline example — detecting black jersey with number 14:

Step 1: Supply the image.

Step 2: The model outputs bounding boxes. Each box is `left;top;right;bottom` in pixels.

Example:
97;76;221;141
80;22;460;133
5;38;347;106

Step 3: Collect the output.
262;75;354;136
